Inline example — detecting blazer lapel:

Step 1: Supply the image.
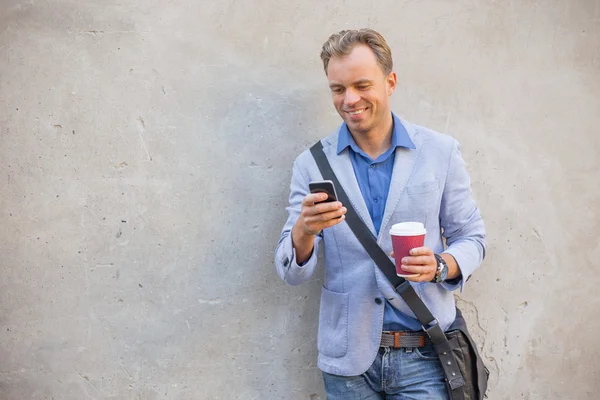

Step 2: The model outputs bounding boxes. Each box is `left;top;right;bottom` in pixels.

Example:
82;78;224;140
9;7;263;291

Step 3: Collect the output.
377;146;420;242
322;138;377;237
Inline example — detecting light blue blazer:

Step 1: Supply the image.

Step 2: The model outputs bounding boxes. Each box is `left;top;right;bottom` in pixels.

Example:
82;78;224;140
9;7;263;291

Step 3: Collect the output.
275;119;486;376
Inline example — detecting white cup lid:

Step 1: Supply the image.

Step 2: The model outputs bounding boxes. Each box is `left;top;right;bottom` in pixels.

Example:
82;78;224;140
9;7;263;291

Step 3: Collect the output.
389;222;426;236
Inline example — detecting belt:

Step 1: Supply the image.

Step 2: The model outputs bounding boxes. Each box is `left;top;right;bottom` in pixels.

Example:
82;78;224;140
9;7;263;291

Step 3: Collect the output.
380;331;430;348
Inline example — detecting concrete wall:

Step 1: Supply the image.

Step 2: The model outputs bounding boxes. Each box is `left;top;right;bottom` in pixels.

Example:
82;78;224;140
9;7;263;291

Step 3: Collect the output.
1;1;598;399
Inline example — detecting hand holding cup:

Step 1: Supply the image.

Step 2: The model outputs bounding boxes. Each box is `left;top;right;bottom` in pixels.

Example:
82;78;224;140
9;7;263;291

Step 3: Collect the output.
390;246;438;283
389;222;427;278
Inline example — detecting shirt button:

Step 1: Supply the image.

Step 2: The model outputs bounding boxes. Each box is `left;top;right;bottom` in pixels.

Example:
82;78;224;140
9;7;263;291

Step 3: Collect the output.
374;297;382;305
373;198;378;203
370;164;375;168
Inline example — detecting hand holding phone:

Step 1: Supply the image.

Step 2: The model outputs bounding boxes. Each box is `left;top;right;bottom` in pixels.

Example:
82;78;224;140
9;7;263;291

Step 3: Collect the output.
291;180;347;263
294;180;346;236
308;180;339;203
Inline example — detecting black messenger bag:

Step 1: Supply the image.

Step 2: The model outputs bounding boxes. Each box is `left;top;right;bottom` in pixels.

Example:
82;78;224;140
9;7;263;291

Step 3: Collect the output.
310;141;489;400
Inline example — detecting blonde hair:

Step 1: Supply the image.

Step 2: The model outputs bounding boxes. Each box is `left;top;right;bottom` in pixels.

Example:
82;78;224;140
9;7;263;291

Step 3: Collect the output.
320;29;393;75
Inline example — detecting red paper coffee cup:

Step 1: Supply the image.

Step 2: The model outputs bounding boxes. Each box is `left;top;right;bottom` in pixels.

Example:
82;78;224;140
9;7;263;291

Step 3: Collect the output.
389;222;426;277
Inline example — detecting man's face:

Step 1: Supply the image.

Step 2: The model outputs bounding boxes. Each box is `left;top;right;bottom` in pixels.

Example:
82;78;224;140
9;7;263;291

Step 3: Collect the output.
326;45;396;135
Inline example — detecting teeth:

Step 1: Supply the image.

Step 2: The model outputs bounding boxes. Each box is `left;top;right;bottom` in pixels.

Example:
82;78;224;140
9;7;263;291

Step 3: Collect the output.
348;109;365;115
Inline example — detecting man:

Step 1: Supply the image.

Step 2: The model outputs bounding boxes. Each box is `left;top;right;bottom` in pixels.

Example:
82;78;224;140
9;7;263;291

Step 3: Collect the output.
275;29;485;399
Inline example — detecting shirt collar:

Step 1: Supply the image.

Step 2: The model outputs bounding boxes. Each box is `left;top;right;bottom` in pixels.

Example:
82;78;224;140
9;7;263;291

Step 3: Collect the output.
336;112;415;155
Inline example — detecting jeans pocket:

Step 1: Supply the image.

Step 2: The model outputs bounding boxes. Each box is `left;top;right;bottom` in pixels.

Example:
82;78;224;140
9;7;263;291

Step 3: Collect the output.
414;344;439;361
317;286;349;358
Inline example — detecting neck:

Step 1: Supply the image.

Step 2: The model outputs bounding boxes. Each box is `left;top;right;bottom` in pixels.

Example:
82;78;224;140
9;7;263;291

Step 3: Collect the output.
350;112;394;160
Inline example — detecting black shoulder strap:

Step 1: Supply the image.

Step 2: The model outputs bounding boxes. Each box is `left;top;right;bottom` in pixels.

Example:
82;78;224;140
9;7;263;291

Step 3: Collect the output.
309;141;446;344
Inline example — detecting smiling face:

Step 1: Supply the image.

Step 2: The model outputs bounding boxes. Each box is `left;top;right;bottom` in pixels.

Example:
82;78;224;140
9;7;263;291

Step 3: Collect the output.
326;44;397;136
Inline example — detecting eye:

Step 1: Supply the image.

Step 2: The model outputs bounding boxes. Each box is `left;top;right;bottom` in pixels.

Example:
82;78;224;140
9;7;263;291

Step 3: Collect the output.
331;87;345;94
356;85;369;91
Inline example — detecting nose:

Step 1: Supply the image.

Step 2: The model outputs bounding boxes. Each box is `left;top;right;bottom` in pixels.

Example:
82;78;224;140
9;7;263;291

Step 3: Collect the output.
344;89;360;107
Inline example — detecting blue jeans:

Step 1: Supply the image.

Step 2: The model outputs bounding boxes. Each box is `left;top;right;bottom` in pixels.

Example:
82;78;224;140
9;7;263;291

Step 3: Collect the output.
322;343;449;399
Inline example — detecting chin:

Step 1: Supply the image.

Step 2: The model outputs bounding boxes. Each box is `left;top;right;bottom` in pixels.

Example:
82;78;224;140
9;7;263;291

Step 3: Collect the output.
346;119;371;133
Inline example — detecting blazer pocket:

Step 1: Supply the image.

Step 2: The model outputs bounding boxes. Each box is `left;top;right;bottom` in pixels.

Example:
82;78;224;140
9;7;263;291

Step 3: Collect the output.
317;286;349;358
406;179;438;195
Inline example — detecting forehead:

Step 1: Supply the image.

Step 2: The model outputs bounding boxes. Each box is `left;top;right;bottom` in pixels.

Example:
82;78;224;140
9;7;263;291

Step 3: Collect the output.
327;44;385;83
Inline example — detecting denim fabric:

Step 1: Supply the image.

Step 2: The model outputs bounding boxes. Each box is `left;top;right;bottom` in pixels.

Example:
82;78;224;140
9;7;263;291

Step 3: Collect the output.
322;343;449;400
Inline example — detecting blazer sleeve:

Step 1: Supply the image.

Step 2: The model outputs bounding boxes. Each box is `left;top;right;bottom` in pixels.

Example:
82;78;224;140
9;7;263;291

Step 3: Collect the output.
439;139;486;292
274;159;322;286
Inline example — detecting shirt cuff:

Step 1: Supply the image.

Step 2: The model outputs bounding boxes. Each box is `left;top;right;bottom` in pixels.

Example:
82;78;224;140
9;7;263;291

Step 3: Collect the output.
294;246;313;267
277;234;321;286
441;276;463;291
440;251;466;292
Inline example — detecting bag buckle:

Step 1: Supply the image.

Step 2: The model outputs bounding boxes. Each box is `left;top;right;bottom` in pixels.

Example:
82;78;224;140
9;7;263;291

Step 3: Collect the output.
421;318;440;334
422;318;447;345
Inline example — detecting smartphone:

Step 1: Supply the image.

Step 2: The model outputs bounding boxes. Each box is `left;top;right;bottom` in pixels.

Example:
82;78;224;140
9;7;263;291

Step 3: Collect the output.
309;180;339;203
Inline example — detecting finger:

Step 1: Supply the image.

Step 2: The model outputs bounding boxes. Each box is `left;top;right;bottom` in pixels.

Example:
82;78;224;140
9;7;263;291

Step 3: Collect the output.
314;206;346;222
389;251;395;258
306;206;347;230
313;201;343;215
305;209;347;233
316;214;346;230
401;255;435;266
399;263;436;275
301;201;339;219
408;247;434;256
303;193;329;205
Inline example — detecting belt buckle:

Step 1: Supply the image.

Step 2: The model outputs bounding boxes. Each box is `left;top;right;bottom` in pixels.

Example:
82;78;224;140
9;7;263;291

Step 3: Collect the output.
421;318;439;333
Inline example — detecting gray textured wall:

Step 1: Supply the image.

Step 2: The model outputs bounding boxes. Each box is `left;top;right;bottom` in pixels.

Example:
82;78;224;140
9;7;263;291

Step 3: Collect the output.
1;1;599;399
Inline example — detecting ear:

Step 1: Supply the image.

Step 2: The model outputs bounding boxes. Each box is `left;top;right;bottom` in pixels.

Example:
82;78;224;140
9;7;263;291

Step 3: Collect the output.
386;72;397;95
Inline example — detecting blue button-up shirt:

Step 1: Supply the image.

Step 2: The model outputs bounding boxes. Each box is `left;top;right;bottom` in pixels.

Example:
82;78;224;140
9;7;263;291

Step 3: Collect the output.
337;113;421;330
